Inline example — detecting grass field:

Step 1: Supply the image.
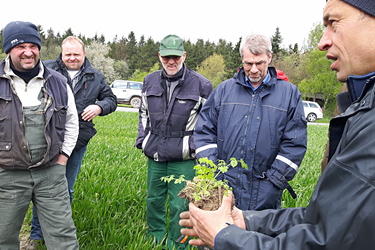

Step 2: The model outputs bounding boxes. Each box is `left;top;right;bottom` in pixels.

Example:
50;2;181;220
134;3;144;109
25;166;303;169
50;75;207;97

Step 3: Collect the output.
21;111;329;249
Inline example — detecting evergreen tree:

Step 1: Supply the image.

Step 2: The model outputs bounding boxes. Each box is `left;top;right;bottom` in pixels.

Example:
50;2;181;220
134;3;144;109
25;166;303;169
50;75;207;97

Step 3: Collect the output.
224;37;242;79
62;28;75;40
288;43;299;54
185;39;214;70
37;25;46;46
183;39;194;68
271;27;286;58
215;39;232;58
108;35;128;61
40;26;60;60
137;37;159;73
126;31;138;74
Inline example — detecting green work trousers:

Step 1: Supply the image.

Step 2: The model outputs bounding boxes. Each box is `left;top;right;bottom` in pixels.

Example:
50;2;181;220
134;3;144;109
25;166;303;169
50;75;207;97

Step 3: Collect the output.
146;159;195;250
0;164;79;250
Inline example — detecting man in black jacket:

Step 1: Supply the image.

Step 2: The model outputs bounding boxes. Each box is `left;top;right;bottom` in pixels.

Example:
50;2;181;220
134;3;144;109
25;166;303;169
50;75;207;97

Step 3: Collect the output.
28;36;117;249
179;0;375;249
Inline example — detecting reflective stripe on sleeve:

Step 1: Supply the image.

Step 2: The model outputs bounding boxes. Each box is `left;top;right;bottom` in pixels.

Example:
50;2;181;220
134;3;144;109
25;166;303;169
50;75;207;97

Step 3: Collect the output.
195;144;217;154
276;155;299;171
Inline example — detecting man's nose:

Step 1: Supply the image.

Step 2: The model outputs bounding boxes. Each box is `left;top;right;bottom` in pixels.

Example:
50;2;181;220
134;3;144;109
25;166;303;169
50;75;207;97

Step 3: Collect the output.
250;64;259;72
23;48;33;56
318;28;332;51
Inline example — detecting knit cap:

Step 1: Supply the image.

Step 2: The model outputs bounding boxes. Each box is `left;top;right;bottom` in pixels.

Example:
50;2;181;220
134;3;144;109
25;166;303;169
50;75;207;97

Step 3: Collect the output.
2;21;41;54
342;0;375;17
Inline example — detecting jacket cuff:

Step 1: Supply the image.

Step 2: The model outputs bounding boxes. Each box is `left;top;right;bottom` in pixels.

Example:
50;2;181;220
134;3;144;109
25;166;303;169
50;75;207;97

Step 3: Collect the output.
266;169;297;199
60;150;70;158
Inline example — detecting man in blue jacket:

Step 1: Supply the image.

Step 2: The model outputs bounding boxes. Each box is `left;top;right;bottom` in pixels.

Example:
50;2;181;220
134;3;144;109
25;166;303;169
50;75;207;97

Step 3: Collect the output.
28;36;117;249
135;34;212;250
180;0;375;249
194;34;307;211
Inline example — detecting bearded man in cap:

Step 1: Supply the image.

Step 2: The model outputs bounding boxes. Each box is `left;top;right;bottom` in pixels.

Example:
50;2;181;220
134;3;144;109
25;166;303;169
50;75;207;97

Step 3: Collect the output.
135;34;212;250
0;21;79;250
179;0;375;249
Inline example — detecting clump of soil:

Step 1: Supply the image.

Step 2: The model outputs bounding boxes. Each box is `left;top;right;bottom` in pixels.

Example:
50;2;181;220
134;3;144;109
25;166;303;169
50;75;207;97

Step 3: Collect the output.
178;177;234;211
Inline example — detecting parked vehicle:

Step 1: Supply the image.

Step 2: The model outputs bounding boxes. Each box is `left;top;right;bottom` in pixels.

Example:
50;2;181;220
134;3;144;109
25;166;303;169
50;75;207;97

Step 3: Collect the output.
110;80;142;108
303;101;323;122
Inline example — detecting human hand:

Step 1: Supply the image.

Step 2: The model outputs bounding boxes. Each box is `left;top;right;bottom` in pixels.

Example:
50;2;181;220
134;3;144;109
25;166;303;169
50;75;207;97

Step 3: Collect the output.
179;191;244;248
81;104;102;121
232;206;245;230
56;154;68;165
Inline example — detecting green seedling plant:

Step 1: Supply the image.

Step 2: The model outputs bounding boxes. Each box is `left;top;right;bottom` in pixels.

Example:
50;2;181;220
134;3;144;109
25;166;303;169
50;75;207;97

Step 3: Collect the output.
161;157;248;203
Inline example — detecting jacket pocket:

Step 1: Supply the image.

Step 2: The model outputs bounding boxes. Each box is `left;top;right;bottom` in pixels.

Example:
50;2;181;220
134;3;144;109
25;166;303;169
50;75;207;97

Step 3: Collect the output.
254;176;283;210
145;88;164;115
0;168;17;203
53;105;68;129
0;141;12;164
173;92;200;117
0;97;11;120
0;98;12;141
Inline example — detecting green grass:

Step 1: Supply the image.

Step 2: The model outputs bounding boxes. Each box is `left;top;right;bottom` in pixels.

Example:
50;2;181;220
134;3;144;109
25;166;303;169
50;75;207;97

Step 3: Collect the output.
22;112;329;249
281;124;329;208
317;116;331;124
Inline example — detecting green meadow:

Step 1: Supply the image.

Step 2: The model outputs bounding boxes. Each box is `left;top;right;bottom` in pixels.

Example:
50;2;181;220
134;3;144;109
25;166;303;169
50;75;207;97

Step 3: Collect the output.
22;111;329;249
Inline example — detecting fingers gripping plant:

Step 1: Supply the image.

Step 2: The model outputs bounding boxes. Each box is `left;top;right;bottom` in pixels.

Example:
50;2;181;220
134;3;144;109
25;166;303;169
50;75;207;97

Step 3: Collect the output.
161;157;248;211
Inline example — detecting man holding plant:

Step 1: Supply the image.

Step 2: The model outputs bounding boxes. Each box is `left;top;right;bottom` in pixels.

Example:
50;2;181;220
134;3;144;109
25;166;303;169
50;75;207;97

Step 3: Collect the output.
135;34;212;250
180;0;375;249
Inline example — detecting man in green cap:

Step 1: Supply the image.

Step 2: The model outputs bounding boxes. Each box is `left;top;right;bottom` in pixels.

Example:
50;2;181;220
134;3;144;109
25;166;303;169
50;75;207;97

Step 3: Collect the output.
135;34;212;249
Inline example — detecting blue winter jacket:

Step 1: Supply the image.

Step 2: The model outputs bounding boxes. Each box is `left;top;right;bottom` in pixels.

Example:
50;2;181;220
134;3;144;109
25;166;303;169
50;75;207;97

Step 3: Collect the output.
194;67;307;210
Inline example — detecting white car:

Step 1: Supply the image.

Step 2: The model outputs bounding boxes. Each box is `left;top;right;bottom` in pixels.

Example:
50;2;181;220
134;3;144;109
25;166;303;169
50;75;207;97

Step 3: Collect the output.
303;101;323;122
110;80;142;108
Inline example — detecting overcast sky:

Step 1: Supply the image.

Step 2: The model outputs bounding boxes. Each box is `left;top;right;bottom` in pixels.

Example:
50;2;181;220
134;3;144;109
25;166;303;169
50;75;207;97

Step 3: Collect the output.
1;0;326;48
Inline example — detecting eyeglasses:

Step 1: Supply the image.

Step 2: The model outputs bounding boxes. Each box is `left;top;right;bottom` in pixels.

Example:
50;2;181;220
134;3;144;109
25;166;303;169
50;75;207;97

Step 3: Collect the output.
162;55;181;61
242;60;268;69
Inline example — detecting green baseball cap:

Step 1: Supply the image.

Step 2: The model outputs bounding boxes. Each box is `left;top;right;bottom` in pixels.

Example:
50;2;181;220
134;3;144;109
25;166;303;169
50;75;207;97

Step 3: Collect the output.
159;34;184;56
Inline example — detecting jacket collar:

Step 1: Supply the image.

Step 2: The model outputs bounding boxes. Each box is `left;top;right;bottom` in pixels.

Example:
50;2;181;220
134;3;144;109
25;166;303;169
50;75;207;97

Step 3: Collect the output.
347;71;375;102
161;63;186;82
337;72;375;114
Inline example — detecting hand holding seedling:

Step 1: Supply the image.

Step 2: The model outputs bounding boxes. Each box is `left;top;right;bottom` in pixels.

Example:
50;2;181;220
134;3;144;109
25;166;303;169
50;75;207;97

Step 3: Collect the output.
161;158;248;211
179;191;245;248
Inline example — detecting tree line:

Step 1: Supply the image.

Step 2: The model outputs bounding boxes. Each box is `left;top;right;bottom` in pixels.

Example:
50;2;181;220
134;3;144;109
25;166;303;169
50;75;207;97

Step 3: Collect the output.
0;24;342;116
